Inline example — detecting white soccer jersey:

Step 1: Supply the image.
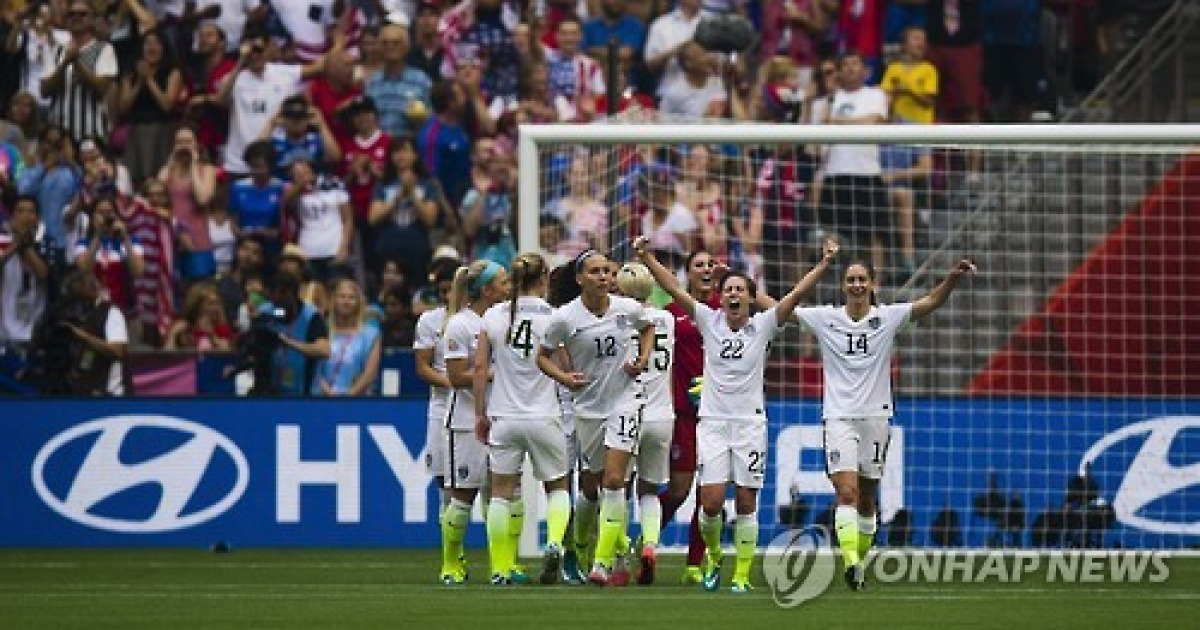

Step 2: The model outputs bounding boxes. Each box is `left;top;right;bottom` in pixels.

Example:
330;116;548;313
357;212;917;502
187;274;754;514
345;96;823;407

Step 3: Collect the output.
796;303;914;419
413;306;449;421
543;295;653;419
630;306;675;422
442;308;484;430
695;304;779;421
482;297;561;419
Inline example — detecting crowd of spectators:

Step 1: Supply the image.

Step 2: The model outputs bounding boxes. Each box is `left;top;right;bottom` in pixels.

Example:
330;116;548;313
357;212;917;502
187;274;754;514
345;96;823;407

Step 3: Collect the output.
0;0;1154;395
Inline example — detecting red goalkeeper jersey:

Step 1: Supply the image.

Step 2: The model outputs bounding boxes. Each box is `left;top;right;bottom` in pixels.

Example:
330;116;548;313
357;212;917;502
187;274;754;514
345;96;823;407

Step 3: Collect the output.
666;293;721;420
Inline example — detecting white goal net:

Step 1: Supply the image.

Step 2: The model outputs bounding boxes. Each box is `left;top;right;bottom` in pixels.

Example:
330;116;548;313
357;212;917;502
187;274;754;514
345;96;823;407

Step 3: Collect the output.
517;122;1200;550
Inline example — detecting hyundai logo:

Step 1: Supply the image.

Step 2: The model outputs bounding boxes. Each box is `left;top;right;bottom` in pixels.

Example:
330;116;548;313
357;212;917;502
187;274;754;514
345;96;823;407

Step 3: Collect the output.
32;415;249;533
1081;416;1200;536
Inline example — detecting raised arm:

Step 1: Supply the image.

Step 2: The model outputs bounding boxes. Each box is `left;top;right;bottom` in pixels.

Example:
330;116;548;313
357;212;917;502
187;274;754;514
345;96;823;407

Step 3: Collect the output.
775;238;838;325
632;235;696;316
911;258;977;320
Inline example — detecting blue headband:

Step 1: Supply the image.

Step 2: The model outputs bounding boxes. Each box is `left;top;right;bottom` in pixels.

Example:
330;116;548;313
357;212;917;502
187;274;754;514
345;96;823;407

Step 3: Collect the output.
469;261;503;293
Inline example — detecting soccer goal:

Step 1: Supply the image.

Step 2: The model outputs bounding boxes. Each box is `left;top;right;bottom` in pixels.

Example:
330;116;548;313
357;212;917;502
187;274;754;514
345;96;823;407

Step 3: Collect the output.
516;122;1200;552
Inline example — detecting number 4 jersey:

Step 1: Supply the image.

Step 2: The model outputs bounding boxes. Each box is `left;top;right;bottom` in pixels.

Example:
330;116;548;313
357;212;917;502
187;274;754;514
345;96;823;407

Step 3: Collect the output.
480;296;560;419
795;303;914;419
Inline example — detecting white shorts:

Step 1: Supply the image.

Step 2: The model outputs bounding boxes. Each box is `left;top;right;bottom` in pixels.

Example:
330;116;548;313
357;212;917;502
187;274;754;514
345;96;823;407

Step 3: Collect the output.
425;408;446;478
489;417;570;482
444;429;488;489
635;418;673;485
577;401;643;473
697;418;767;489
823;417;892;480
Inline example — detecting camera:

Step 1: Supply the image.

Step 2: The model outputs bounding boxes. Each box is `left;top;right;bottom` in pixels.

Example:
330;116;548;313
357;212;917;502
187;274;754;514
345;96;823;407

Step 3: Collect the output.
229;307;287;396
25;298;93;394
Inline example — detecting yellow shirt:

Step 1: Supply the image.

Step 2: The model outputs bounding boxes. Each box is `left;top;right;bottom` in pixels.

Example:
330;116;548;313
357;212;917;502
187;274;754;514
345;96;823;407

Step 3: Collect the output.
881;60;939;124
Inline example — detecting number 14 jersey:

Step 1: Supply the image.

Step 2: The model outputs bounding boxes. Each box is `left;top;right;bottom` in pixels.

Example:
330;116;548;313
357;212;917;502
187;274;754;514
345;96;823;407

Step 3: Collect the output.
795;303;914;420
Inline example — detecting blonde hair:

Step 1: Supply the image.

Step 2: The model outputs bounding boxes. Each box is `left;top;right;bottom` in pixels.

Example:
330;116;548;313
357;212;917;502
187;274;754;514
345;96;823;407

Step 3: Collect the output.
329;278;367;329
442;260;498;335
764;56;797;83
616;262;656;301
507;252;547;343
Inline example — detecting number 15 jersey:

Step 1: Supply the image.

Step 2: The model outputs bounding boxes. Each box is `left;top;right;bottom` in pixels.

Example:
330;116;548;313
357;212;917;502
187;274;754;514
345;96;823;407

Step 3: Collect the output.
795;303;913;419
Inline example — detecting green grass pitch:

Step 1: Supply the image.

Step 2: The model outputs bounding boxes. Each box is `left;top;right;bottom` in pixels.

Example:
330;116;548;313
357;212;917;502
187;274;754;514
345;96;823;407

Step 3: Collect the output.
0;549;1196;629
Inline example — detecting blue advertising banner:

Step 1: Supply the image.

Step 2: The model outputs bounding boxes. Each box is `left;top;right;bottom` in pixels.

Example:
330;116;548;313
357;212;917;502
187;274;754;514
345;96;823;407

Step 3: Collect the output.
1;399;1197;548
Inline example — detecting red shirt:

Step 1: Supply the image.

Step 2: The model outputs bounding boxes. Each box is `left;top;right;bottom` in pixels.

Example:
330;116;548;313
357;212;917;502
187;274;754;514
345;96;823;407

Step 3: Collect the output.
340;129;392;221
666;293;722;420
308;78;363;146
193;58;237;154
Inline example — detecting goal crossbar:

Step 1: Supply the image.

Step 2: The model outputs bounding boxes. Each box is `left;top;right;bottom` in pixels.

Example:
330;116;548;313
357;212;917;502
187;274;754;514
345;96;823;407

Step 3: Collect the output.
516;123;1200;253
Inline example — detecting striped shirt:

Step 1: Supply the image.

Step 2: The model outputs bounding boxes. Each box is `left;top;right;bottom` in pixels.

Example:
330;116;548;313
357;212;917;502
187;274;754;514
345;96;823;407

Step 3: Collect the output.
546;49;605;121
45;38;118;142
364;66;433;138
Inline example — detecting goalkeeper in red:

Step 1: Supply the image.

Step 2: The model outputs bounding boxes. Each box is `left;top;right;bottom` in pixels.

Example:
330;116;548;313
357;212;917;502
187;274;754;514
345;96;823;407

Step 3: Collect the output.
794;257;976;590
635;235;838;592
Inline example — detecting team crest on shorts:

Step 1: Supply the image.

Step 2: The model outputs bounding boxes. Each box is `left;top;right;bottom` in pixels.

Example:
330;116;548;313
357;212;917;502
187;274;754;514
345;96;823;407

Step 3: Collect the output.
458;466;469;480
829;450;841;464
868;317;882;329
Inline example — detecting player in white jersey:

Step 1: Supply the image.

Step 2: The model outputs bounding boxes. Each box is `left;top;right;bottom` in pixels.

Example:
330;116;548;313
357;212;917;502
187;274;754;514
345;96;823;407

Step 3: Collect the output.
412;265;458;509
545;263;587;584
438;260;511;585
473;253;573;586
794;257;976;590
635;235;838;593
538;250;655;586
616;262;675;585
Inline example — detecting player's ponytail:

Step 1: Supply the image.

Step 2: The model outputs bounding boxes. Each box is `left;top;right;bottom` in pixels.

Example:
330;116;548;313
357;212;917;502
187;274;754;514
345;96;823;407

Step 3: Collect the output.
548;262;582;307
506;252;548;344
441;264;472;336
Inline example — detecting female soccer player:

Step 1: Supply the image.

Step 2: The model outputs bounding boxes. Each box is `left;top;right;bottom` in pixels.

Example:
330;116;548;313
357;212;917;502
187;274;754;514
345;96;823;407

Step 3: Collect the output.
473;253;573;585
795;258;976;590
615;262;675;585
659;249;722;583
438;260;511;585
635;235;838;593
413;263;458;508
537;250;655;586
